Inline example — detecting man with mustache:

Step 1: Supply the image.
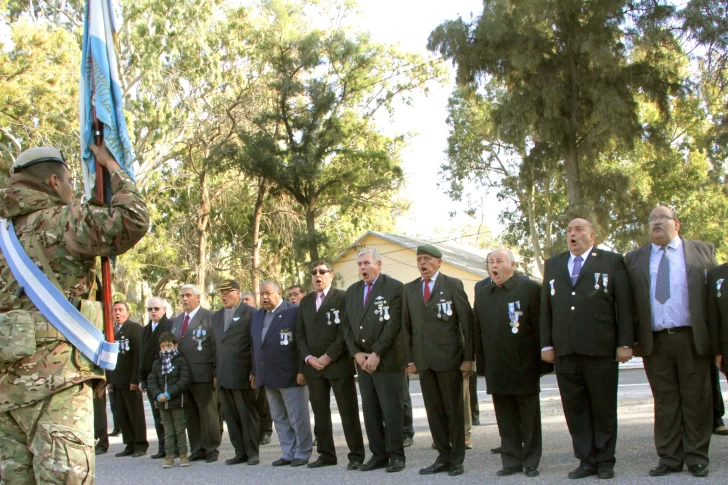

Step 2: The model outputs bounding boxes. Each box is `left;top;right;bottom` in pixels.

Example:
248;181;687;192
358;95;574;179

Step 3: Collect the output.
626;205;717;477
402;245;473;477
541;217;634;479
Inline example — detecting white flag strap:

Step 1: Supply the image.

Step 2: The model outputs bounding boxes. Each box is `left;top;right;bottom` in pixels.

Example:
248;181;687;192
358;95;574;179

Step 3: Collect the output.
0;218;118;370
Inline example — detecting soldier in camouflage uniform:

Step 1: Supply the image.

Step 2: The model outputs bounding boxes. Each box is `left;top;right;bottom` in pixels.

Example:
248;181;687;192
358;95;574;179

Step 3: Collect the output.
0;144;149;484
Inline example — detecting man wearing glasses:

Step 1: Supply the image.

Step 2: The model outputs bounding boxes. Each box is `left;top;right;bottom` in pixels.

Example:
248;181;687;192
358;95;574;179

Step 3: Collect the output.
140;297;174;459
287;285;305;305
626;205;718;477
296;261;365;470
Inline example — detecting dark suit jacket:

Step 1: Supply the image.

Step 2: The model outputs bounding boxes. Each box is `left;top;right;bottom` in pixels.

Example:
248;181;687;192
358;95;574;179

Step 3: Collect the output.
540;249;634;357
251;301;303;389
296;288;354;380
140;315;173;388
109;319;142;388
627;238;717;356
474;277;492;294
708;264;728;369
212;303;256;389
341;273;406;373
172;307;215;383
402;273;474;371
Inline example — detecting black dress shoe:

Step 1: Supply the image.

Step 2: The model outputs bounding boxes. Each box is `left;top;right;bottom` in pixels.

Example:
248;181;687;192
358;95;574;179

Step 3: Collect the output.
225;455;248;465
205;451;219;463
114;449;133;457
308;458;336;468
525;467;539;477
95;447;107;455
403;436;414;448
347;461;363;471
260;433;272;445
188;452;206;462
497;466;523;476
386;458;405;473
131;450;146;458
597;469;615;479
290;458;308;467
472;415;480;426
150;451;166;459
358;458;387;471
490;446;502;454
689;464;709;477
272;458;292;467
109;428;121;437
247;456;260;465
569;465;597;479
649;464;681;477
448;464;464;476
419;462;450;475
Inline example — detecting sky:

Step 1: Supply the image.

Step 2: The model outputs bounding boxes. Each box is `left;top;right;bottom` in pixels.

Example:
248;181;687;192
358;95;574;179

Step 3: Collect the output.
352;0;507;240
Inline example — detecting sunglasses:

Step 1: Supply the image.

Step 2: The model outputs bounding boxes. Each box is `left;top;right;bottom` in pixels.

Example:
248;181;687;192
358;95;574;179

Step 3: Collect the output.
147;307;162;311
310;269;330;276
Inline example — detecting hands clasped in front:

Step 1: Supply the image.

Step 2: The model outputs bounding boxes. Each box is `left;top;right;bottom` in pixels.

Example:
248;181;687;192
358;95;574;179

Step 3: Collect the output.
354;352;380;374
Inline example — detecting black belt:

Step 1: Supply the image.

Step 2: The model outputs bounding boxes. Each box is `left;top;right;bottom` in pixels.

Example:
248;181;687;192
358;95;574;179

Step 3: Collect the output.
654;326;691;335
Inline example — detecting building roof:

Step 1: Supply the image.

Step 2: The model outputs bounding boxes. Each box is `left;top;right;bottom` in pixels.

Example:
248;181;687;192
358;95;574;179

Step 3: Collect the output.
338;231;490;279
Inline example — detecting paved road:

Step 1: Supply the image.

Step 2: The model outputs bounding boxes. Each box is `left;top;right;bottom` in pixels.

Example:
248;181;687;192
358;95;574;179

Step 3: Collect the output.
96;369;728;484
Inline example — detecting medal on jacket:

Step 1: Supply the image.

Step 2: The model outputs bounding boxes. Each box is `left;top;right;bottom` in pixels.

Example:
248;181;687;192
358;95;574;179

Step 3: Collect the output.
326;311;332;325
508;302;521;334
593;273;600;290
436;303;442;319
549;279;555;296
193;328;207;351
333;310;341;324
382;306;390;320
602;273;609;294
119;338;129;353
445;301;453;316
375;297;386;321
718;279;725;298
280;329;292;345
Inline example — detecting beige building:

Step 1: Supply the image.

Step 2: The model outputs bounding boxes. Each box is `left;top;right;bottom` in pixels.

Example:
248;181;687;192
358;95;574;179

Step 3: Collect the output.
332;231;490;303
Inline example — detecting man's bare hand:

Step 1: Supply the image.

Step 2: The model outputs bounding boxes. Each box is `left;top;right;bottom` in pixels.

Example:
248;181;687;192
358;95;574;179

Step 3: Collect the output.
460;361;473;377
406;363;417;376
307;356;325;371
717;355;724;375
130;384;139;391
249;375;256;389
364;353;380;373
296;373;306;386
541;349;555;364
89;142;122;172
354;352;369;369
318;354;332;367
616;347;633;363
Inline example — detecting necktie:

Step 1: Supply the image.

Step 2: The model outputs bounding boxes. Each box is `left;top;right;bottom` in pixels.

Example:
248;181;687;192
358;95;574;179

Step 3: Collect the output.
180;314;190;336
655;246;671;304
315;291;324;311
113;323;120;335
364;283;373;307
571;256;583;286
423;278;431;304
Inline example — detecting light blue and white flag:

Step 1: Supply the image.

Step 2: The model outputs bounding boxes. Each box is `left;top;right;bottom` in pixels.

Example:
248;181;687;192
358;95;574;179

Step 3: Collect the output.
79;0;135;199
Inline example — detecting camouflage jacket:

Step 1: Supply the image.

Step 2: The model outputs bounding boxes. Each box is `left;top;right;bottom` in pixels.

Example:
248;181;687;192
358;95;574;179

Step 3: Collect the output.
0;170;149;412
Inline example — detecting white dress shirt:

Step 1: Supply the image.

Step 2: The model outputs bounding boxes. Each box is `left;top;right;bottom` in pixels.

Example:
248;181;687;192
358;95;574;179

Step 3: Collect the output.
650;236;690;331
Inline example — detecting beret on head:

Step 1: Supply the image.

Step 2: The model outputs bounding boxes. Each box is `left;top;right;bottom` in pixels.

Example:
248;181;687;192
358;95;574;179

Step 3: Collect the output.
417;244;442;259
11;147;68;175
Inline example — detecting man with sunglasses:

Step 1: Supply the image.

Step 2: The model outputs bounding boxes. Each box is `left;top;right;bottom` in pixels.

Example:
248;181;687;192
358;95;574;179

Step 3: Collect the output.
140;296;174;459
626;205;718;477
296;261;366;470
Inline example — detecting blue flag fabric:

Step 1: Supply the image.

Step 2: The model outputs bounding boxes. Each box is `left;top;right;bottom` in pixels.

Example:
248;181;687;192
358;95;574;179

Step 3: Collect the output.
79;0;135;199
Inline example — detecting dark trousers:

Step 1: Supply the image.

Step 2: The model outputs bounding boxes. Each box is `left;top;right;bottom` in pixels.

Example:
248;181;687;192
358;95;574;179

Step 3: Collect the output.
492;393;542;469
257;386;273;436
93;389;109;451
555;353;617;471
146;389;165;453
309;374;365;464
220;387;260;458
643;331;712;468
469;374;480;418
358;367;405;462
420;368;465;466
113;386;148;452
403;375;414;438
160;408;188;456
184;382;222;456
711;362;725;429
108;387;119;430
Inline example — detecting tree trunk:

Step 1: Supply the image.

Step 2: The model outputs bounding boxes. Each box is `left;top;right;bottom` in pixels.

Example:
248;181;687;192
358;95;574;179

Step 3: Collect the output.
566;43;583;212
251;177;268;303
196;170;210;306
305;206;319;263
525;175;544;278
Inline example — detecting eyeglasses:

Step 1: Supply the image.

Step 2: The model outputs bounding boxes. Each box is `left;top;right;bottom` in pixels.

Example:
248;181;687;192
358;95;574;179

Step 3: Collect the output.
310;269;330;275
648;215;675;223
147;307;161;311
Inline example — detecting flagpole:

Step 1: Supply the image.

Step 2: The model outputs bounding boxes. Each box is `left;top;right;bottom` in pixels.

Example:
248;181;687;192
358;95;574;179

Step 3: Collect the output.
89;0;114;345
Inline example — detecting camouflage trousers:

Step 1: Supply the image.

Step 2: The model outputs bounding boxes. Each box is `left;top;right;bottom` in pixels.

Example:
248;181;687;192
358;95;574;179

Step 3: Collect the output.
0;383;95;484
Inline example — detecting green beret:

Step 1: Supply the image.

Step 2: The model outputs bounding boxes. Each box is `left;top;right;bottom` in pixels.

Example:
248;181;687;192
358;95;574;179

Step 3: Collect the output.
12;147;68;175
216;279;240;292
417;244;442;258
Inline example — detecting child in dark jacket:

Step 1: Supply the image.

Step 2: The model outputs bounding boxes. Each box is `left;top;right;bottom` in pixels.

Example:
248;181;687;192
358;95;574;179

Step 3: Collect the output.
148;332;192;468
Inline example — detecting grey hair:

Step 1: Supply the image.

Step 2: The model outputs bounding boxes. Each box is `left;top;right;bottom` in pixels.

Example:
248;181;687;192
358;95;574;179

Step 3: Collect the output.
260;281;281;292
180;284;201;296
357;248;381;264
241;291;256;300
146;296;164;307
489;248;516;264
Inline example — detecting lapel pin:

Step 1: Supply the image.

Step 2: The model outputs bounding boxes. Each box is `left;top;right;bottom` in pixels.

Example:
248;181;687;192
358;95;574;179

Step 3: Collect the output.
592;252;597;257
549;279;555;296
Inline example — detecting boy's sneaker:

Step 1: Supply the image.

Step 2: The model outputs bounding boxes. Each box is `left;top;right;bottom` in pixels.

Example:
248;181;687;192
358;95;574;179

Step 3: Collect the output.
179;455;190;467
163;457;174;469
